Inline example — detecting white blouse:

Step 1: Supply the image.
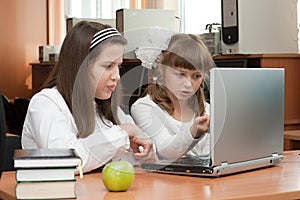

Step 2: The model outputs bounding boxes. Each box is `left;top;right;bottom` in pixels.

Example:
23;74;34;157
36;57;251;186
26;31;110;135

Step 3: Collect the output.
131;95;210;160
22;88;136;173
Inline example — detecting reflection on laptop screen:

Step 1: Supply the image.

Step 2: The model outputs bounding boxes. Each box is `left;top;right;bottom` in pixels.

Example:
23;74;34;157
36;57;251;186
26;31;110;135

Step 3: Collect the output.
210;68;284;166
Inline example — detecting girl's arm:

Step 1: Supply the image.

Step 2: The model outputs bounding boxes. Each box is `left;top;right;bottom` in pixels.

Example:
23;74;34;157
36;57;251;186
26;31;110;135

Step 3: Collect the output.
22;92;130;173
131;97;205;160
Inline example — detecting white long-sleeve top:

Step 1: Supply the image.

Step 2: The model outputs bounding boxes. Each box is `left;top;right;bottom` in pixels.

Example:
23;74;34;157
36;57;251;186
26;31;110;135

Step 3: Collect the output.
131;95;210;160
22;88;135;173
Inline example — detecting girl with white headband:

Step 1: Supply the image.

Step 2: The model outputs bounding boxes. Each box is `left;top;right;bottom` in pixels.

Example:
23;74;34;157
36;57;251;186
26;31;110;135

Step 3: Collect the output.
22;21;157;173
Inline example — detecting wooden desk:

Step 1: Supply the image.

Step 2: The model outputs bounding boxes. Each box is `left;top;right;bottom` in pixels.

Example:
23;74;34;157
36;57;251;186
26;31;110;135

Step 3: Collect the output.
284;130;300;150
1;151;300;200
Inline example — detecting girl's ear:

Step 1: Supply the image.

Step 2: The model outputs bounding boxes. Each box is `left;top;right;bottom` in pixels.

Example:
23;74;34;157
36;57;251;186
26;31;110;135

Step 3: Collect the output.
200;81;204;89
155;64;166;85
157;64;163;75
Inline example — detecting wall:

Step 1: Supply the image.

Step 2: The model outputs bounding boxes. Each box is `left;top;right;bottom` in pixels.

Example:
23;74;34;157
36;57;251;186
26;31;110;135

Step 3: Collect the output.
0;0;47;99
48;0;65;45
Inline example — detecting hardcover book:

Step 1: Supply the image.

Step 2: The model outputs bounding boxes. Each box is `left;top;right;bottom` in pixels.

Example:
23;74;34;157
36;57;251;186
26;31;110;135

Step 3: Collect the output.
13;148;81;168
16;168;76;182
16;180;76;199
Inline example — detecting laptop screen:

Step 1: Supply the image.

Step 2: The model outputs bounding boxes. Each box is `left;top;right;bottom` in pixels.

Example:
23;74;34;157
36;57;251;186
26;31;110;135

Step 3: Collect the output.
210;68;284;166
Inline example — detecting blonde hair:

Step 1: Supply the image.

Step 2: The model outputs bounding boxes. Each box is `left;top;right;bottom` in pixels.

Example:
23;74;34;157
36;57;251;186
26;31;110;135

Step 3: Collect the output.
147;33;214;116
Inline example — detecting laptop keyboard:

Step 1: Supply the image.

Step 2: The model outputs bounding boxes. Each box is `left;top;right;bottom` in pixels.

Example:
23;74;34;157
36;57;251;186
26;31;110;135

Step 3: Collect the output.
173;156;211;166
157;155;211;167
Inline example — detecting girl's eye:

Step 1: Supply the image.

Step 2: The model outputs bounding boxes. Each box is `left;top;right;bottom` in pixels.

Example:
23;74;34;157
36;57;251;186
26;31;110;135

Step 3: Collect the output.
107;64;113;69
100;64;110;69
175;72;185;77
193;74;202;79
106;64;116;70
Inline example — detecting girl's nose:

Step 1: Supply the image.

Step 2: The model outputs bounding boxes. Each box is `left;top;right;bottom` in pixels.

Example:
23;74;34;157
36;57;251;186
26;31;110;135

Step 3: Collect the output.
111;67;120;81
184;77;192;87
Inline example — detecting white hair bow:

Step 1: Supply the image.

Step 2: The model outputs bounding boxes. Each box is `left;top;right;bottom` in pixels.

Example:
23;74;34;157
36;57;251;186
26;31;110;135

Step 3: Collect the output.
135;27;174;69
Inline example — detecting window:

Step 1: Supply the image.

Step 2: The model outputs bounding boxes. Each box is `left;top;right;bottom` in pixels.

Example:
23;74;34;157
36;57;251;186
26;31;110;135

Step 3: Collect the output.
180;0;221;34
64;0;221;34
63;0;300;52
64;0;130;19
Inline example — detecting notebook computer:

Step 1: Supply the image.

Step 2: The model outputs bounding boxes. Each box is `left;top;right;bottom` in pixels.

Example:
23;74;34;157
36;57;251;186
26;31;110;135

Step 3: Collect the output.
141;68;284;177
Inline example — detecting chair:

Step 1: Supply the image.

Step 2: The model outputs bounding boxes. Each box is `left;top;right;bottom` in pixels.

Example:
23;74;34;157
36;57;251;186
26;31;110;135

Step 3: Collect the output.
0;91;21;173
1;95;16;134
1;96;29;136
12;98;30;135
0;91;6;177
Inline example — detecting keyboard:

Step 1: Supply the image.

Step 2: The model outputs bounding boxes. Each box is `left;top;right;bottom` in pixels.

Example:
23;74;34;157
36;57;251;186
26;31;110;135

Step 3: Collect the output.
157;155;211;167
173;155;211;166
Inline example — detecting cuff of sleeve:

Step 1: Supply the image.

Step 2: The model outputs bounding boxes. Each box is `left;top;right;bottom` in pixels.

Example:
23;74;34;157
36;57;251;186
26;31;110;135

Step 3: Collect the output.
179;124;206;151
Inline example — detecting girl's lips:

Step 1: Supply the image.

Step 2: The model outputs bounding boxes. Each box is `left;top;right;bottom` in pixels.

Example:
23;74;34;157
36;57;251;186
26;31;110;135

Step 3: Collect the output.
107;85;116;91
180;90;193;96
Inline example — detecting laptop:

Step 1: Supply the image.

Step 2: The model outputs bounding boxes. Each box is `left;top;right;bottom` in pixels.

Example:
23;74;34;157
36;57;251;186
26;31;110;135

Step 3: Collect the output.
141;68;284;177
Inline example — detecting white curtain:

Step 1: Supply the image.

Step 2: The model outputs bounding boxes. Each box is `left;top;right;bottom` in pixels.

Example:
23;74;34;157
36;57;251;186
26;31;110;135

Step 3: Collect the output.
63;0;222;34
64;0;131;19
180;0;221;34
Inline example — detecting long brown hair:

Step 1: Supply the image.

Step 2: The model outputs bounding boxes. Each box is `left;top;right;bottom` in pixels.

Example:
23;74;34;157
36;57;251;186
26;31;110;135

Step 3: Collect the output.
43;21;127;138
147;33;214;116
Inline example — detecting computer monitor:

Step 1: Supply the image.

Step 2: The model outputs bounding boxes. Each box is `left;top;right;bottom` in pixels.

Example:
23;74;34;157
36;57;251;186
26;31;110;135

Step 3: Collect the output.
214;59;248;68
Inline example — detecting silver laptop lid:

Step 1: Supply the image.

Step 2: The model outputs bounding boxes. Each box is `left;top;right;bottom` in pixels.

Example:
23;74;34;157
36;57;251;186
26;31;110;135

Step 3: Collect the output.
210;68;284;166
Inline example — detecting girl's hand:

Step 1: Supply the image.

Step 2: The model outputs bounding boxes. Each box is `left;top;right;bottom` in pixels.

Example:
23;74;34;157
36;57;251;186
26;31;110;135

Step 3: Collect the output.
120;124;158;162
129;135;158;162
190;115;210;139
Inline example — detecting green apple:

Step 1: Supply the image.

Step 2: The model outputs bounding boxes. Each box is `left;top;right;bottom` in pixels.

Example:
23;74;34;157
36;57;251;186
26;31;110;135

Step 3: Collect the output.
102;161;135;192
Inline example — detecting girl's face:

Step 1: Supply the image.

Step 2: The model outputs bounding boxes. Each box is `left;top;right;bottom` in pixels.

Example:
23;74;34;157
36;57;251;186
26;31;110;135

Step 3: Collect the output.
164;66;203;101
90;43;124;99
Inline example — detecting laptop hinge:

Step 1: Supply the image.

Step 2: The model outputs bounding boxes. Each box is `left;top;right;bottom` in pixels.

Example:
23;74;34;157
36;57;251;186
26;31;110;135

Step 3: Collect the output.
272;153;281;165
272;153;279;157
220;162;228;166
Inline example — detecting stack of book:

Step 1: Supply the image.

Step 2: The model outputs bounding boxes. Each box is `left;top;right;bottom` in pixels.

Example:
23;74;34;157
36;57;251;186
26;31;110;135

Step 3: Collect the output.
13;148;82;199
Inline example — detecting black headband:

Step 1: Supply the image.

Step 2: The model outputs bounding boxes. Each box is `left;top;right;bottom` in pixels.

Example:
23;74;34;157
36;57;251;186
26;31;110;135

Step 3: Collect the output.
89;28;122;51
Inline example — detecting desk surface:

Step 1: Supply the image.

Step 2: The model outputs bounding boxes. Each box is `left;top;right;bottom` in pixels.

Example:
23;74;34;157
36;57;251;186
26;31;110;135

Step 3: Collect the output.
1;151;300;200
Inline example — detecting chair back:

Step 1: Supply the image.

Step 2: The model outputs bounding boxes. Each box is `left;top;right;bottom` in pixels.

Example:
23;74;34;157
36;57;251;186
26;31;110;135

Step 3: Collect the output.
0;91;22;172
0;91;6;177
